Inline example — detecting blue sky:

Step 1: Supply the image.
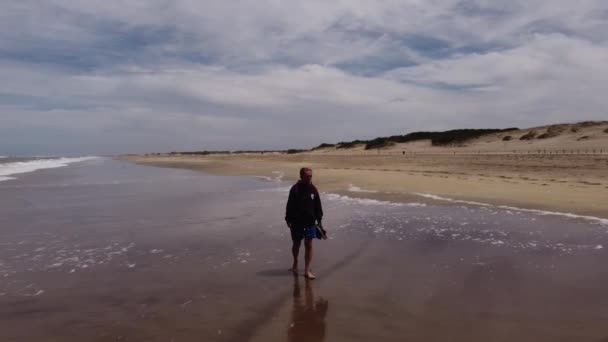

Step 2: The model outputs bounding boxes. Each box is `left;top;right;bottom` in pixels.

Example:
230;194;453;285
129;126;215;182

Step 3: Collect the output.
1;1;607;155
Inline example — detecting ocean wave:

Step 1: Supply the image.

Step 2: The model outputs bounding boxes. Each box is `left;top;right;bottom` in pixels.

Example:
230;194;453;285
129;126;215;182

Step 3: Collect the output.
255;186;291;193
254;170;284;183
0;156;99;182
325;193;426;207
271;170;284;182
256;185;426;207
348;184;378;193
413;193;608;226
254;176;274;182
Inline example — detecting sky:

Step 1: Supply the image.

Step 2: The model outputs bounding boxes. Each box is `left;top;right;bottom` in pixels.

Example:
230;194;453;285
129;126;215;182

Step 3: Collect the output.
1;1;607;155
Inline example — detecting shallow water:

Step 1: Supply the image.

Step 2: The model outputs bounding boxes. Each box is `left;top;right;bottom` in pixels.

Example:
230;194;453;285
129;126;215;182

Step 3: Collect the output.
1;158;608;341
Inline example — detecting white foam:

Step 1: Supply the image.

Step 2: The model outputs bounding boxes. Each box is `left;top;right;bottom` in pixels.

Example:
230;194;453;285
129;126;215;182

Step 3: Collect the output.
254;171;284;183
325;193;426;207
0;156;99;182
348;184;378;193
254;176;274;182
414;193;490;207
255;186;291;193
23;290;44;296
414;193;608;226
271;170;284;182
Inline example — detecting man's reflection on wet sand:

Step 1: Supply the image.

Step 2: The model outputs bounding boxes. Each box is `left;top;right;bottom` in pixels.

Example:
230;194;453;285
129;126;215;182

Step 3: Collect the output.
287;276;329;342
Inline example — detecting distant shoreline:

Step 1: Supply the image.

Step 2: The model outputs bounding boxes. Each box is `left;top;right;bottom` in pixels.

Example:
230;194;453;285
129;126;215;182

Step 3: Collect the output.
123;151;608;221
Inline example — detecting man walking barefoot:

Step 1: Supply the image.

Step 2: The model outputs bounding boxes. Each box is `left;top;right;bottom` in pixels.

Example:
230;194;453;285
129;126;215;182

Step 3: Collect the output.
285;167;323;279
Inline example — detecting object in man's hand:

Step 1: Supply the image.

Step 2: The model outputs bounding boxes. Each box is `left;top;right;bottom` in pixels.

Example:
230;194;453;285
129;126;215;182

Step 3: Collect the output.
315;224;327;240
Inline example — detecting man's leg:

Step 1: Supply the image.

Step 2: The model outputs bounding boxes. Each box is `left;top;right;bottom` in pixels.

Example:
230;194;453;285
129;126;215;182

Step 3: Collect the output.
290;239;301;274
304;238;315;279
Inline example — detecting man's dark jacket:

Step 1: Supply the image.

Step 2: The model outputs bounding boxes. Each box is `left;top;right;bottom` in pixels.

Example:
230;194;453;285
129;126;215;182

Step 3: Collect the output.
285;181;323;227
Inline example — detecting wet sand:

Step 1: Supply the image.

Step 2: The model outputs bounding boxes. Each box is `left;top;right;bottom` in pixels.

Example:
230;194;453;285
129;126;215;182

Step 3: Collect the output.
2;159;608;341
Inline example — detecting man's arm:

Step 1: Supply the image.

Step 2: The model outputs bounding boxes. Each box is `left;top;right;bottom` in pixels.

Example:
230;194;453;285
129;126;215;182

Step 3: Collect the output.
314;187;323;225
285;186;296;227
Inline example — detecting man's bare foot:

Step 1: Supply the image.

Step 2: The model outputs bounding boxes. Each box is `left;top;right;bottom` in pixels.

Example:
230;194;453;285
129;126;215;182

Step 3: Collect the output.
304;271;316;279
289;267;298;275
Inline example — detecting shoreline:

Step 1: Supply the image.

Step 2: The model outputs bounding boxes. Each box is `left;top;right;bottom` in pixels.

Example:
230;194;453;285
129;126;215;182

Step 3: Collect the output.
5;157;608;341
122;153;608;221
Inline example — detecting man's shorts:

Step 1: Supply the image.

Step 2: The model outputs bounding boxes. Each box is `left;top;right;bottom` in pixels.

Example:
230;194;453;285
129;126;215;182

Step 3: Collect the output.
290;225;317;241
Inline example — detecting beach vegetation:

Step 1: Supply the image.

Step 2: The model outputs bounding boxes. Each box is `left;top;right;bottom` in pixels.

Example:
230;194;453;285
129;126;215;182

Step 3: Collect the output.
430;128;518;146
364;139;396;149
336;140;366;149
520;130;537;140
333;128;518;150
538;125;566;139
577;121;606;128
169;151;230;155
312;143;336;150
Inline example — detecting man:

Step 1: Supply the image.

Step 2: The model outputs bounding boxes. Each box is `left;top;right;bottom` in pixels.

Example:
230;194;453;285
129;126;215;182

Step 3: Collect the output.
285;167;323;279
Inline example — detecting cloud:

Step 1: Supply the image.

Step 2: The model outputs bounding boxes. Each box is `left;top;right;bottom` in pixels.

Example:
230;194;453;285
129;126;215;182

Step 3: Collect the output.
0;0;607;154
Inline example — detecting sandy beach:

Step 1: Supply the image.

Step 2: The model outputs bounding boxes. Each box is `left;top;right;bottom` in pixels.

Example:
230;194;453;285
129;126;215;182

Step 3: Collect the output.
2;157;608;341
126;151;608;220
126;122;608;220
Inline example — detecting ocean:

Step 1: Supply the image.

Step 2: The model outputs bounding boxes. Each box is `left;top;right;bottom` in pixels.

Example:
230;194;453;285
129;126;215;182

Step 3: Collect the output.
0;156;99;182
1;157;608;341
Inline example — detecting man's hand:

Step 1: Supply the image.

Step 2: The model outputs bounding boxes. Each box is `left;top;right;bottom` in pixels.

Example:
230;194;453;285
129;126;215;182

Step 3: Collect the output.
286;222;293;229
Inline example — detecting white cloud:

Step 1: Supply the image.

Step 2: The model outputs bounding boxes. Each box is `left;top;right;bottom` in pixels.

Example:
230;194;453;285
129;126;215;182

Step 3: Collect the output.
0;0;607;154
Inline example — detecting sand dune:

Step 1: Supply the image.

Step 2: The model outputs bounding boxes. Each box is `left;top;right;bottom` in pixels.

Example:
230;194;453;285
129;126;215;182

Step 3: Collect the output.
309;121;608;154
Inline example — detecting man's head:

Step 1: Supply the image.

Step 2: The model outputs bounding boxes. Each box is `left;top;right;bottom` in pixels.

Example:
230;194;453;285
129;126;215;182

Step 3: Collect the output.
299;167;313;184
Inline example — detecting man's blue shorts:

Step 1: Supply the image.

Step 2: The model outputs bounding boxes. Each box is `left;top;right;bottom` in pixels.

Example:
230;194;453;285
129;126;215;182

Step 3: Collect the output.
290;225;316;241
